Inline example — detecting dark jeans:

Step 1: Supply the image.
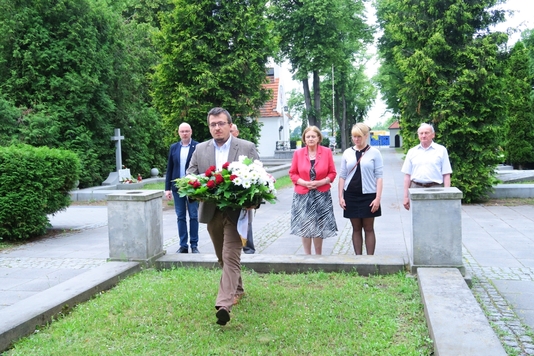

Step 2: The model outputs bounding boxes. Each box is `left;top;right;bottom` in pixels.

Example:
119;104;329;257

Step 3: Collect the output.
172;190;199;248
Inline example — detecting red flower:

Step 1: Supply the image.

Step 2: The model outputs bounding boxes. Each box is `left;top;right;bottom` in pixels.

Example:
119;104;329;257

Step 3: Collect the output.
222;162;230;169
205;166;216;177
188;180;201;189
207;180;216;189
215;174;224;184
230;174;238;181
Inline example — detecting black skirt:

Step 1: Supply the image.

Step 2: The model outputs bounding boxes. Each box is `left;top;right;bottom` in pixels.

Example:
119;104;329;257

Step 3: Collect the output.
343;191;381;219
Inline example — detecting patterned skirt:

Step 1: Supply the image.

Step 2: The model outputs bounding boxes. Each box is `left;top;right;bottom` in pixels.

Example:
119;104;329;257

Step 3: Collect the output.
290;190;338;239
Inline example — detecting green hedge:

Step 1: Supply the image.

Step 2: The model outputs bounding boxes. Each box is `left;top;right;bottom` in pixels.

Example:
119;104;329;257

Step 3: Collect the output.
0;145;80;241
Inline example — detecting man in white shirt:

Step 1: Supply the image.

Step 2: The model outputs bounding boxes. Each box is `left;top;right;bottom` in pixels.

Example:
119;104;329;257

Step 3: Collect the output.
187;108;259;326
401;123;452;210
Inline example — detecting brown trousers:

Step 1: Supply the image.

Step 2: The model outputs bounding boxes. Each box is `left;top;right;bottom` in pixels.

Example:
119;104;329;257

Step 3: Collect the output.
207;208;244;310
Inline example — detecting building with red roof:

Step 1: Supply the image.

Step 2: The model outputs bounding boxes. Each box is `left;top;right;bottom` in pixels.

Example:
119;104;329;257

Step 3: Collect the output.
388;120;402;147
257;65;290;158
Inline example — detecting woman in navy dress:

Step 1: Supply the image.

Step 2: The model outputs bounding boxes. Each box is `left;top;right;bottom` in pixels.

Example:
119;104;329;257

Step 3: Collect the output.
338;123;383;255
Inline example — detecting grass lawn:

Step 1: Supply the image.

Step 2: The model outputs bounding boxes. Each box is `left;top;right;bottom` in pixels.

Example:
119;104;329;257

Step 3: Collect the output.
6;268;432;355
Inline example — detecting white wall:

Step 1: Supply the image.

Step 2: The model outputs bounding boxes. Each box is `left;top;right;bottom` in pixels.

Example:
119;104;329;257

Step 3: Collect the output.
257;118;281;158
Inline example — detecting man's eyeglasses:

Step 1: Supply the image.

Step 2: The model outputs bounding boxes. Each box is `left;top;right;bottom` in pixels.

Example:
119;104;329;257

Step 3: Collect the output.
209;121;228;128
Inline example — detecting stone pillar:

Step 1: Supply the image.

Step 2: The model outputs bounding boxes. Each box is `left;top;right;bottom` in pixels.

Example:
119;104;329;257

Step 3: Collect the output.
410;187;464;274
107;190;165;264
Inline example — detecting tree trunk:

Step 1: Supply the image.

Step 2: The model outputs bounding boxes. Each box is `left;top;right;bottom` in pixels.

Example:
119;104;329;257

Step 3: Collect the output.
302;78;315;127
313;70;321;129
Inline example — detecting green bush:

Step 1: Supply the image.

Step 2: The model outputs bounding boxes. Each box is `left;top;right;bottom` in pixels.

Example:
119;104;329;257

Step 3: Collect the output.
0;145;80;241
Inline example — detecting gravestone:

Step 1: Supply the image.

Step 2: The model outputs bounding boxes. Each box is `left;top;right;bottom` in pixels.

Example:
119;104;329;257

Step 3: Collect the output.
118;168;131;182
409;187;464;274
107;190;165;264
102;128;125;186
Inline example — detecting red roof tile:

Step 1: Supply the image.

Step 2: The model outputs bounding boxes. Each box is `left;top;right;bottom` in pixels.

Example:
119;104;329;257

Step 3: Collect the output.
260;77;282;118
389;120;400;129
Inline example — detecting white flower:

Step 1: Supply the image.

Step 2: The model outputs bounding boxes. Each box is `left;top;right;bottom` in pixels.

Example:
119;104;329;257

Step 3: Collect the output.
233;177;243;186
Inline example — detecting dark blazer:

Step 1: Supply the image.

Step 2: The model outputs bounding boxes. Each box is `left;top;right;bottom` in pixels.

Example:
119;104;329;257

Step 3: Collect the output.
165;139;199;191
187;136;259;223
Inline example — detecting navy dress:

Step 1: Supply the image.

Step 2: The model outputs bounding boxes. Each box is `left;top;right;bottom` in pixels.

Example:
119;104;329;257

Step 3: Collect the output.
343;146;381;219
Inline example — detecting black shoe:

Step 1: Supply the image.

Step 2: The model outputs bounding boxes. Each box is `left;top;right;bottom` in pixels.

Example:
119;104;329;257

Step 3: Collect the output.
243;250;255;254
177;247;188;253
216;307;231;325
191;247;200;253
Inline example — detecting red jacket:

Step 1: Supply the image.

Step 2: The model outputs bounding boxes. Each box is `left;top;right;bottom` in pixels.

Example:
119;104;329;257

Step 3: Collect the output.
289;145;337;194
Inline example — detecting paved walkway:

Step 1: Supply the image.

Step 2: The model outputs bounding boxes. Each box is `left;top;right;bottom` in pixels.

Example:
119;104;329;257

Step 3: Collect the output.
1;147;534;354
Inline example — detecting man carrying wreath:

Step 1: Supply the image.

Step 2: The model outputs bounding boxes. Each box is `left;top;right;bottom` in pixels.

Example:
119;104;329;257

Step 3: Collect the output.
187;107;259;326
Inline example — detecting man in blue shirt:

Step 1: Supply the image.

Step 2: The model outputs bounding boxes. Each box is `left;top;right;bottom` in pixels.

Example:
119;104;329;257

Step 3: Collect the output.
165;122;200;253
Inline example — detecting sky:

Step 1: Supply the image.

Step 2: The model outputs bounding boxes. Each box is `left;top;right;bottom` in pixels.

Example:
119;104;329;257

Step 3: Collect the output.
280;0;534;128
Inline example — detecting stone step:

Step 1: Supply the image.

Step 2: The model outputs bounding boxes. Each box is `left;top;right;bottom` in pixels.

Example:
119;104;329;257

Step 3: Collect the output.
156;253;407;275
0;262;141;352
417;268;506;356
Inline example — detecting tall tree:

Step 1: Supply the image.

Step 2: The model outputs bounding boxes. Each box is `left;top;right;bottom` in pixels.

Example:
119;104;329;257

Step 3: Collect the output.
522;29;534;101
503;41;534;169
375;0;508;202
270;0;372;129
373;62;403;119
286;89;307;135
320;62;376;150
0;0;167;187
151;0;275;144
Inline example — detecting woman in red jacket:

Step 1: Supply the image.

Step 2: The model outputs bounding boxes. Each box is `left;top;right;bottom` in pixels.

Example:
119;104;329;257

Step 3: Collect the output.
289;126;338;255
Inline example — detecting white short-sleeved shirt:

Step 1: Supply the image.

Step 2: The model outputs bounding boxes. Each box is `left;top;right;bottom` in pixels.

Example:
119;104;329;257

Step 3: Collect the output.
401;142;452;184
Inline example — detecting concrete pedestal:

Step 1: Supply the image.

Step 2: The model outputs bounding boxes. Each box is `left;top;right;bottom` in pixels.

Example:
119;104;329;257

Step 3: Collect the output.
410;187;464;274
107;190;165;264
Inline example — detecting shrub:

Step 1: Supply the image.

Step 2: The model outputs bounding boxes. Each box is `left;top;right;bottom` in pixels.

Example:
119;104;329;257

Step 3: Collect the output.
0;144;80;240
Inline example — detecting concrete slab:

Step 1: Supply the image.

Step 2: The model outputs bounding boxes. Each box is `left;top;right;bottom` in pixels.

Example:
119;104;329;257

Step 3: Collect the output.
417;268;506;356
492;280;534;330
489;184;534;198
8;279;63;292
0;279;28;291
156;253;407;275
48;207;108;229
518;259;534;268
0;262;141;352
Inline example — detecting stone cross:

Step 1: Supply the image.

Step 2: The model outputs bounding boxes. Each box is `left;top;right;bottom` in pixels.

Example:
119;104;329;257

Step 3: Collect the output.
111;128;125;172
